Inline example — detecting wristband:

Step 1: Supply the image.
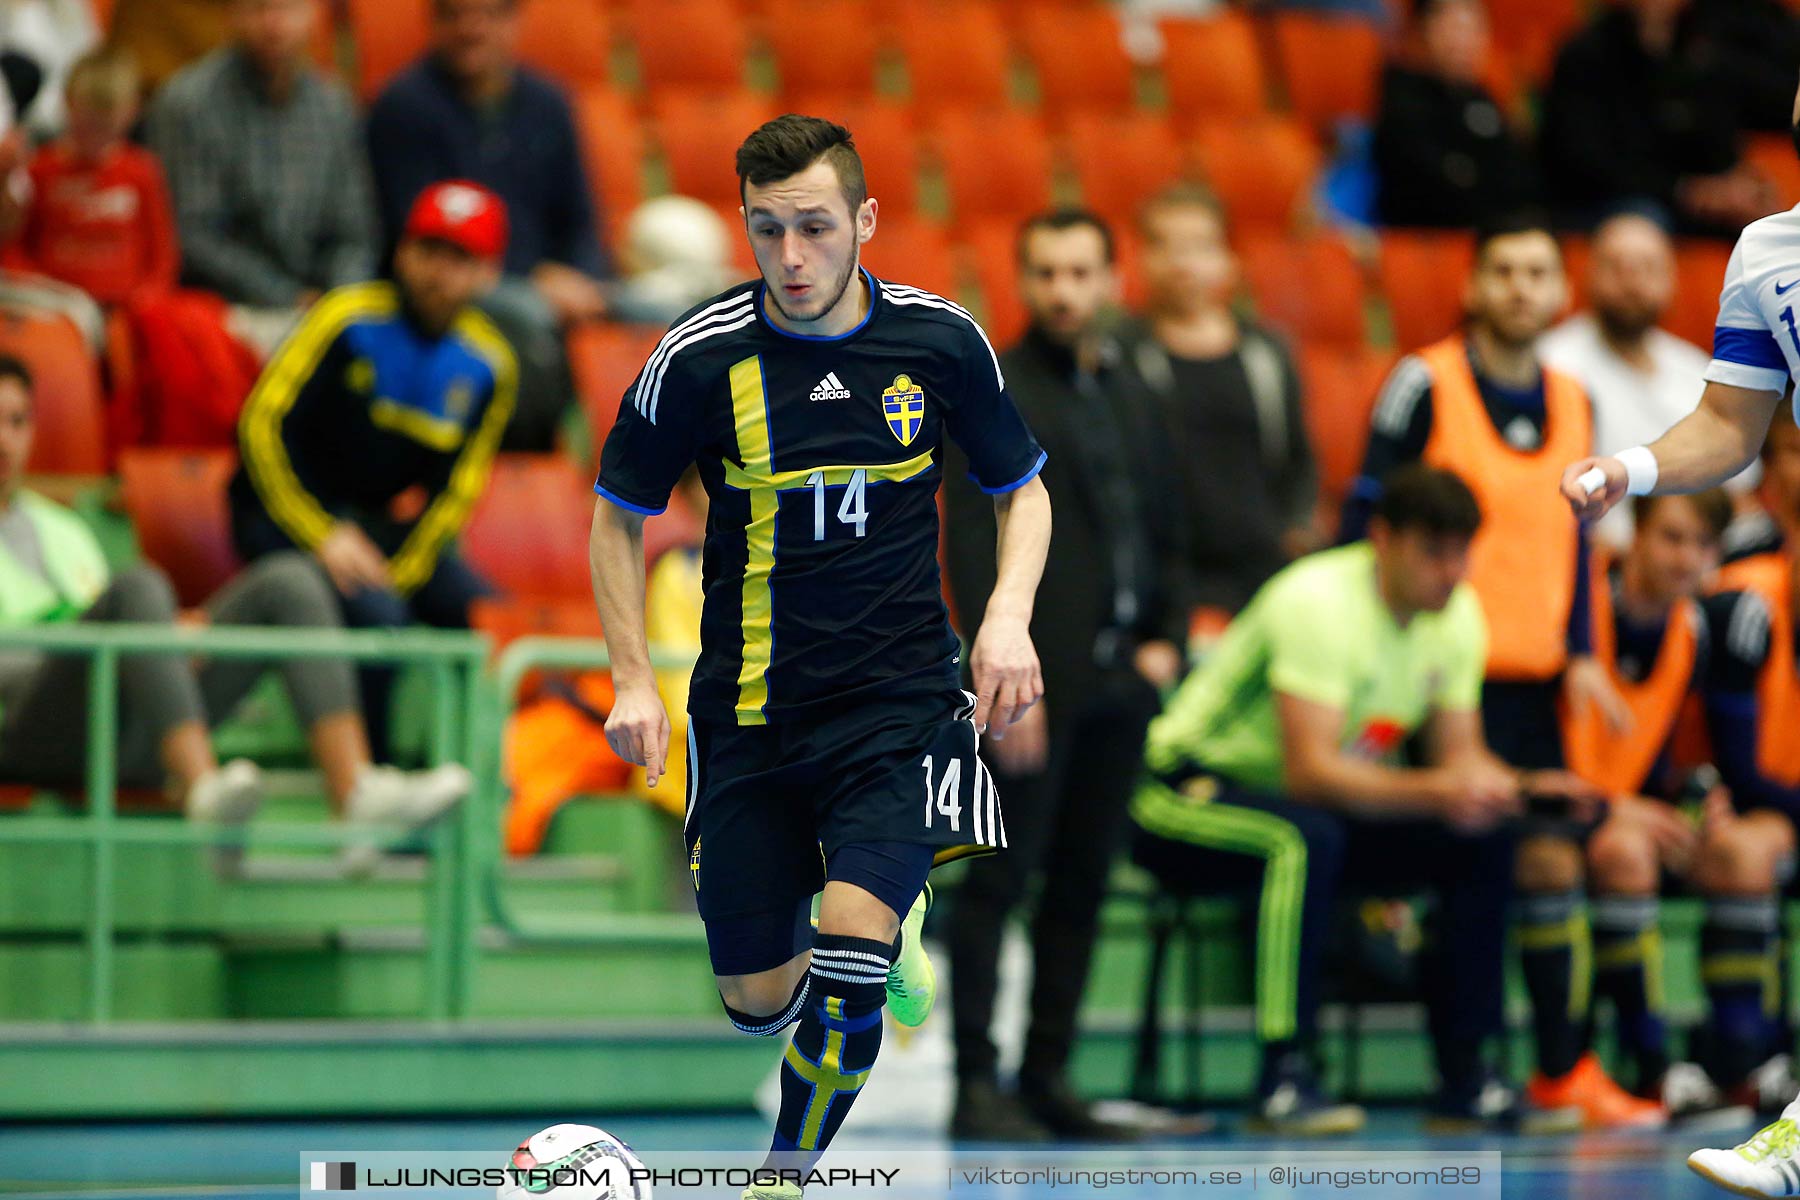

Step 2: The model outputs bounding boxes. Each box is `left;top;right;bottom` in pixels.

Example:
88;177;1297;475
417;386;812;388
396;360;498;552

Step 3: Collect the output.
1616;445;1659;496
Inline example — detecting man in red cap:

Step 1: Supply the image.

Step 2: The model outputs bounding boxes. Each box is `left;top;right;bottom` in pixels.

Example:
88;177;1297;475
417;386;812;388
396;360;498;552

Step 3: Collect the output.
228;179;517;755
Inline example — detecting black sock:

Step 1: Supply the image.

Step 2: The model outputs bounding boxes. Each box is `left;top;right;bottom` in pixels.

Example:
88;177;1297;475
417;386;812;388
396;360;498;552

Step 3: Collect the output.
768;933;890;1170
1703;896;1781;1087
1518;889;1590;1079
1591;895;1668;1090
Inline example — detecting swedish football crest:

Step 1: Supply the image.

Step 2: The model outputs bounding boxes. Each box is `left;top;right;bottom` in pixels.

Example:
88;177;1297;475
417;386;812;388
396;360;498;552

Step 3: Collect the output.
882;374;925;446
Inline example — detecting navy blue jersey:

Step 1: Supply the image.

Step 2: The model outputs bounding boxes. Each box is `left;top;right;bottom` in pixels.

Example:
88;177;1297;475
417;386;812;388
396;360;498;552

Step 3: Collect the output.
596;269;1045;726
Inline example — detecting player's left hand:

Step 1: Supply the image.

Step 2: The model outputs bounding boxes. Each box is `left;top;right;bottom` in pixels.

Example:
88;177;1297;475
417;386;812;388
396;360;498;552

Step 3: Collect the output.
1564;654;1633;736
970;612;1043;741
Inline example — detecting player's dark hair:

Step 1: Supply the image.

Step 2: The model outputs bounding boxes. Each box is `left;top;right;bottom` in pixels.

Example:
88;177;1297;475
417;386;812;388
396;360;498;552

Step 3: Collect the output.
1633;489;1734;543
736;115;867;212
1473;208;1559;262
0;354;34;407
1374;464;1483;538
1016;208;1115;265
1137;182;1227;241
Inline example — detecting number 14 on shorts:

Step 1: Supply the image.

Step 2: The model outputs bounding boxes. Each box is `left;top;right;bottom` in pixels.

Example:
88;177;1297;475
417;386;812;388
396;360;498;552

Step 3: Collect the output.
920;750;1003;844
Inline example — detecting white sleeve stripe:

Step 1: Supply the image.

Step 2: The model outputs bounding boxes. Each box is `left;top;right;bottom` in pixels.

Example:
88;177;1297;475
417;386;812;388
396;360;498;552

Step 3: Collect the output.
641;310;760;424
1372;355;1432;437
1704;358;1791;393
883;289;1006;391
634;295;754;418
883;280;978;323
1727;593;1771;662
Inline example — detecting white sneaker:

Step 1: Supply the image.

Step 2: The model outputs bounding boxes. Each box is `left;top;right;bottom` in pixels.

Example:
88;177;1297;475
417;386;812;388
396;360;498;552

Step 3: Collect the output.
184;759;264;825
1664;1061;1756;1132
346;763;472;826
1689;1117;1800;1197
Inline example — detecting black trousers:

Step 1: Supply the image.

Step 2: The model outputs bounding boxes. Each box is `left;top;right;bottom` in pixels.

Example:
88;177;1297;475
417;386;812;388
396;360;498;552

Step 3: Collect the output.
947;668;1161;1086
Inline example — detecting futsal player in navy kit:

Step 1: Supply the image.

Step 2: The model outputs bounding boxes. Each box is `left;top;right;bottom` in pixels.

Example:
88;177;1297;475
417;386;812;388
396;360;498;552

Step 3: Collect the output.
588;116;1052;1198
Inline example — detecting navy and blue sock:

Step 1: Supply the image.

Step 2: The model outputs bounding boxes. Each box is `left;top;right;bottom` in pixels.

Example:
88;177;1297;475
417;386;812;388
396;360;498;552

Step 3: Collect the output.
1591;895;1668;1090
1702;896;1781;1087
767;932;891;1170
1518;889;1591;1079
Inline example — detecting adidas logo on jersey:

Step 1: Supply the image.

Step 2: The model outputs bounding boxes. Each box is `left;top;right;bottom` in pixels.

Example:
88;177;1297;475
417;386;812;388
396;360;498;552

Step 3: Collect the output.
810;372;852;402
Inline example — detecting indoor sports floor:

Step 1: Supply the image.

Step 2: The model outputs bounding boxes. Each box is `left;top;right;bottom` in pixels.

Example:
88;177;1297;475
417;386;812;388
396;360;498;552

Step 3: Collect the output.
0;1111;1756;1199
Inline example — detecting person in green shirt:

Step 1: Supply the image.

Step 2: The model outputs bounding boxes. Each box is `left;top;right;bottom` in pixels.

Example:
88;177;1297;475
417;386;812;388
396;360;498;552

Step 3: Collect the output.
0;353;468;848
1133;464;1589;1136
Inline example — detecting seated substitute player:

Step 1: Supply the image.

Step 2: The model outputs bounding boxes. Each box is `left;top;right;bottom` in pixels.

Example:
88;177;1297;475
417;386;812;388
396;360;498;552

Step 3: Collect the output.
1526;491;1742;1128
588;116;1050;1200
1131;464;1581;1135
1565;77;1800;1198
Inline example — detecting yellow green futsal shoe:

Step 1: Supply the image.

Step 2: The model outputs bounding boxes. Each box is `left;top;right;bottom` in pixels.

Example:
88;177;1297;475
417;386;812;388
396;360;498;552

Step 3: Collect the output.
740;1183;803;1200
1689;1116;1800;1198
886;881;935;1027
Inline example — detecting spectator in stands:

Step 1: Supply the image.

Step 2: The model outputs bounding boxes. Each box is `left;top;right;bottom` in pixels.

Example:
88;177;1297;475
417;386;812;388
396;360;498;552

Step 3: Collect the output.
1723;401;1800;563
0;0;98;139
1540;0;1773;238
942;209;1187;1143
1127;185;1316;614
146;0;376;350
229;181;515;757
366;0;608;452
1;49;178;308
1540;211;1755;548
0;354;470;835
109;0;233;96
1689;0;1800;134
611;196;734;326
1372;0;1538;229
1524;491;1735;1128
1133;465;1574;1134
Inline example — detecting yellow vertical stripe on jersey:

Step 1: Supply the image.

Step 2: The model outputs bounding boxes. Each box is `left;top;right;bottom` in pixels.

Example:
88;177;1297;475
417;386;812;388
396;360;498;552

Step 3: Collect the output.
730;355;776;725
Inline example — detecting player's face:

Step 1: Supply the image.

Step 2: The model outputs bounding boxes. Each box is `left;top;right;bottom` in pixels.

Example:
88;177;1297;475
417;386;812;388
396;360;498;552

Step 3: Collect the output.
432;0;518;84
232;0;318;72
1630;497;1718;605
1017;224;1116;345
1465;231;1566;347
1420;0;1487;86
1588;215;1675;341
743;161;874;329
1140;203;1235;314
1375;523;1472;614
395;238;498;335
0;380;33;503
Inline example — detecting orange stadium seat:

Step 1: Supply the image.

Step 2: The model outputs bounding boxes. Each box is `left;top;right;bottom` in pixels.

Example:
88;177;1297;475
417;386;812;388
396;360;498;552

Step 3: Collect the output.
1239;234;1368;350
517;0;612;91
1268;11;1383;132
653;90;781;209
1486;0;1582;88
1159;13;1269;129
347;0;431;102
962;220;1028;348
1066;111;1184;229
896;2;1012;119
568;323;662;461
630;0;750;95
934;107;1054;224
117;449;242;608
1378;228;1474;351
785;95;924;218
862;217;960;299
463;454;596;601
1670;239;1732;352
6;309;104;474
1190;116;1320;235
572;87;645;245
765;0;882;103
1298;344;1396;510
1018;6;1137;120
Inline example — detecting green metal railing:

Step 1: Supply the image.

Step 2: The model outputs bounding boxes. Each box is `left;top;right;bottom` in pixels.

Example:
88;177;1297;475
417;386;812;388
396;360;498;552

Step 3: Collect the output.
0;623;489;1023
481;637;696;945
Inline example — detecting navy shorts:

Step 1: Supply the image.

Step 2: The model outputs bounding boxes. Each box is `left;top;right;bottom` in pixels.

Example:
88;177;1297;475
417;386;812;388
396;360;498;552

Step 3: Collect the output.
685;688;1004;974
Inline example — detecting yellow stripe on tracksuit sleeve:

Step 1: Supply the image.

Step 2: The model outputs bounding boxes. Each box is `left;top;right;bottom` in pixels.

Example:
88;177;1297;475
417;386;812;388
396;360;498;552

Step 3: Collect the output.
239;284;397;551
729;355;776;725
1131;781;1307;1042
389;313;518;597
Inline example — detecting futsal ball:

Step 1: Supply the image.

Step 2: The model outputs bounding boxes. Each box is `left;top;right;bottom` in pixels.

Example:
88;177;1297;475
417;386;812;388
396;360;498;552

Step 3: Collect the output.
496;1123;652;1200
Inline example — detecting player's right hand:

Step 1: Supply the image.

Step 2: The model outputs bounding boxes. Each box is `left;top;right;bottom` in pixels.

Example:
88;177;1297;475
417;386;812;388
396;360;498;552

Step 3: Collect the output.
1559;456;1628;524
316;522;391;595
1436;761;1521;833
970;612;1044;741
605;679;671;788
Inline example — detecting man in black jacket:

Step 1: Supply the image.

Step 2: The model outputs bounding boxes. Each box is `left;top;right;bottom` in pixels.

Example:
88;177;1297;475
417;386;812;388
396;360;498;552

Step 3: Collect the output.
942;209;1190;1142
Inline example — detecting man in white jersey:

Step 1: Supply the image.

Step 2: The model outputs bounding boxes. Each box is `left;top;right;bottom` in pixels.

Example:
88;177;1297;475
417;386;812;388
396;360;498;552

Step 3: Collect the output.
1562;82;1800;1200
